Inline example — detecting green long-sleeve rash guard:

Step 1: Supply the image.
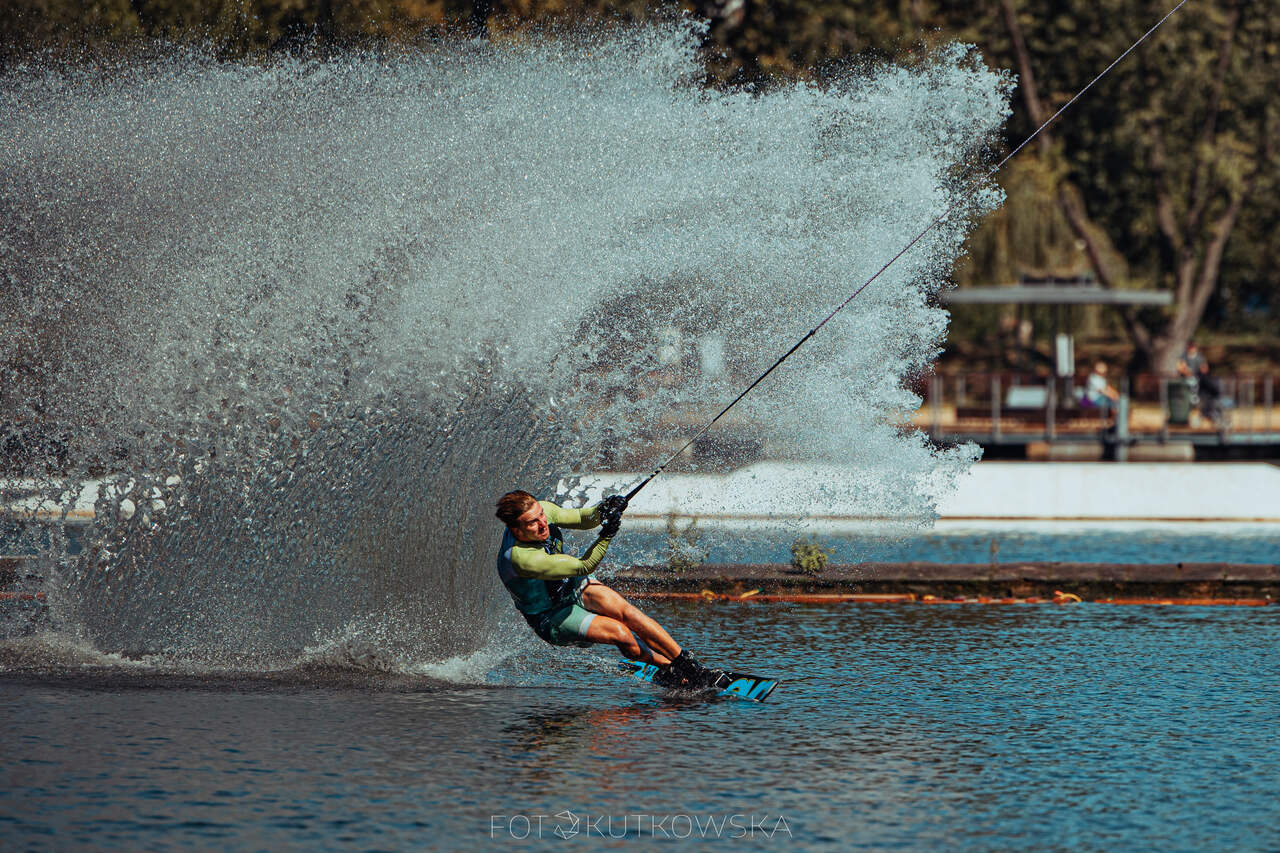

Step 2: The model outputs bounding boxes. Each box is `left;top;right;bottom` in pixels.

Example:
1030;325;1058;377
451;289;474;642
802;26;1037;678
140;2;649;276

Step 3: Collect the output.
508;501;609;579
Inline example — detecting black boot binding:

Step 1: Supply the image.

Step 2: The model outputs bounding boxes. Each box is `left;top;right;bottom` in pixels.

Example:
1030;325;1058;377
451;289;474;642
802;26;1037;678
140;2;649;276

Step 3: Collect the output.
670;650;728;690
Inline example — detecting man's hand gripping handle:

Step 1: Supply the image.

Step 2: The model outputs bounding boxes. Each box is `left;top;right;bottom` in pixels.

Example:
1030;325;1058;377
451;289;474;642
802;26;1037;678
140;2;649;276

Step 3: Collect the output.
598;494;628;538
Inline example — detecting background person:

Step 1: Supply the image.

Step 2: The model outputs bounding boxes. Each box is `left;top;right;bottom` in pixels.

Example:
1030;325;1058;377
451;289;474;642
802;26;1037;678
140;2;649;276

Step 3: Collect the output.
1178;341;1224;425
1080;360;1120;418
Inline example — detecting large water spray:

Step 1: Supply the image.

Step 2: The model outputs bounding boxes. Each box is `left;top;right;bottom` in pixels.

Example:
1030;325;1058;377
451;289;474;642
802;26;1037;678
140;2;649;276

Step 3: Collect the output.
1;21;1011;667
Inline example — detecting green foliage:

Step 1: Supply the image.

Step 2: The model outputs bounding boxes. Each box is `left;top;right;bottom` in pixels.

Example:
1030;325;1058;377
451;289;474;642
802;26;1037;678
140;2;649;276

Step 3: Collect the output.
955;158;1095;288
665;512;706;574
0;0;455;61
2;0;1273;350
790;537;833;576
961;0;1277;363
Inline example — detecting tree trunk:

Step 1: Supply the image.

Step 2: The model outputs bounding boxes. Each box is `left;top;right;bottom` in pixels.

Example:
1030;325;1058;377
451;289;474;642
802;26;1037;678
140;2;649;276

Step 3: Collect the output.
998;0;1254;376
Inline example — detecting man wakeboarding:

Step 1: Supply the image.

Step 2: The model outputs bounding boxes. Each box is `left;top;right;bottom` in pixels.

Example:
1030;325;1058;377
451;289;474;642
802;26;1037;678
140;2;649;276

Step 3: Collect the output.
494;490;723;688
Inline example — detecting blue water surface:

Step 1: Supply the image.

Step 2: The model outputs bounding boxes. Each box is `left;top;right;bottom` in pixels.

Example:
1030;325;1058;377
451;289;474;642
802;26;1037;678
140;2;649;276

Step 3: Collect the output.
6;519;1277;565
3;602;1278;851
611;522;1280;566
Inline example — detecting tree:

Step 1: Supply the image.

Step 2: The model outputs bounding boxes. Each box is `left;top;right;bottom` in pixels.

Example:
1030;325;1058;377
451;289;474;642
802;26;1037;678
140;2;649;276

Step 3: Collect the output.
994;0;1276;372
672;0;1277;368
4;0;1274;370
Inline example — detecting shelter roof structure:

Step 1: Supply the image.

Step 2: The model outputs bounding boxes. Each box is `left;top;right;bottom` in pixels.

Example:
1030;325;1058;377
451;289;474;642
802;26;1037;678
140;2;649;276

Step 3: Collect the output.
941;275;1172;306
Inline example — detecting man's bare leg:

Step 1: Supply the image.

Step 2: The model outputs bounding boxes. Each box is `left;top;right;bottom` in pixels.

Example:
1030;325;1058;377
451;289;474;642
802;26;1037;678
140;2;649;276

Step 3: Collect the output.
583;614;673;666
581;582;682;662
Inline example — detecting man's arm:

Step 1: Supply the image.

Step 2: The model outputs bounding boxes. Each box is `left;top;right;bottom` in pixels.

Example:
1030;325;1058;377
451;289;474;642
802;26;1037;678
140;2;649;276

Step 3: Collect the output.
511;538;611;579
540;500;601;530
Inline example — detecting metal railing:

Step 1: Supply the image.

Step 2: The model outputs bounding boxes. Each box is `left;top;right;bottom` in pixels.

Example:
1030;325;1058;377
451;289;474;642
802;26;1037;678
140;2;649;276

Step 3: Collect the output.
922;372;1279;445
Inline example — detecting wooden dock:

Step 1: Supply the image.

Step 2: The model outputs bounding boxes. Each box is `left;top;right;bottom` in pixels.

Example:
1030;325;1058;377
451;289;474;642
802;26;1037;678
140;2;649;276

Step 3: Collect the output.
610;562;1279;605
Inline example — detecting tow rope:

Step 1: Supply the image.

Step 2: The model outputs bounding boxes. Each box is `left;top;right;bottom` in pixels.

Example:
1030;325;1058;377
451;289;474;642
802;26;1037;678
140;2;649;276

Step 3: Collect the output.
624;0;1191;503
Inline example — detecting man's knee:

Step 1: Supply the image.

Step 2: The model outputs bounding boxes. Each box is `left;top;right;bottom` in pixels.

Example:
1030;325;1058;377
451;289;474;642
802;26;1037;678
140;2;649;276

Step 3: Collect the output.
608;621;638;647
583;583;627;616
619;601;650;627
588;616;633;647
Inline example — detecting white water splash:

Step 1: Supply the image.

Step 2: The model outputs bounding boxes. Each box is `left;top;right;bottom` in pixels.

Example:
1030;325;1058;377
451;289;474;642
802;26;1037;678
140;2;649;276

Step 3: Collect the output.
1;22;1011;665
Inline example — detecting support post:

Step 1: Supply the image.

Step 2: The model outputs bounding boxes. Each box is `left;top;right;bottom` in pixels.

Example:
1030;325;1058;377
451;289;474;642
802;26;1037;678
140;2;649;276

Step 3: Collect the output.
1266;376;1274;433
992;375;1002;442
930;375;941;435
1242;378;1254;432
1115;379;1130;462
1158;376;1169;443
1046;379;1057;442
1221;376;1234;437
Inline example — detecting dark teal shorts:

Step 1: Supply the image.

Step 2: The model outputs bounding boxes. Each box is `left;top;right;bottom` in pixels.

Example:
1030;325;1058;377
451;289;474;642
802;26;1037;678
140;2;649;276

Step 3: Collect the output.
526;586;597;647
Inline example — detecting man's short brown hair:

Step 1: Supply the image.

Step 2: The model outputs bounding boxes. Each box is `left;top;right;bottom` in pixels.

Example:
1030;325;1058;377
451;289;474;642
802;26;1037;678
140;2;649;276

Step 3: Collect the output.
495;490;537;525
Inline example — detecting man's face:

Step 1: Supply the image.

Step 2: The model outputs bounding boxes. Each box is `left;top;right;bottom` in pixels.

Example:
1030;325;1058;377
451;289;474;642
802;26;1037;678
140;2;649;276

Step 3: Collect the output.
510;502;550;543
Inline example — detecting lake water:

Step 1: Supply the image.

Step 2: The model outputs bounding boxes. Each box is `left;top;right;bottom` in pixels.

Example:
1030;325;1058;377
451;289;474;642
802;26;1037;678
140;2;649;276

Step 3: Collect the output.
7;518;1278;569
4;601;1278;850
613;520;1280;566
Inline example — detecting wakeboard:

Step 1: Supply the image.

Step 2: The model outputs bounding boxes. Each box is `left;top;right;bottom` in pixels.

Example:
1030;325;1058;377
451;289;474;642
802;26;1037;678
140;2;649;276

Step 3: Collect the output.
619;658;779;702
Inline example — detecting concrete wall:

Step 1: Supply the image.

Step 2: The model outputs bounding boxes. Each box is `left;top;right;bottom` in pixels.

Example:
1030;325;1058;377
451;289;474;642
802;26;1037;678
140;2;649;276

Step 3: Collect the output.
576;462;1280;522
936;463;1280;521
